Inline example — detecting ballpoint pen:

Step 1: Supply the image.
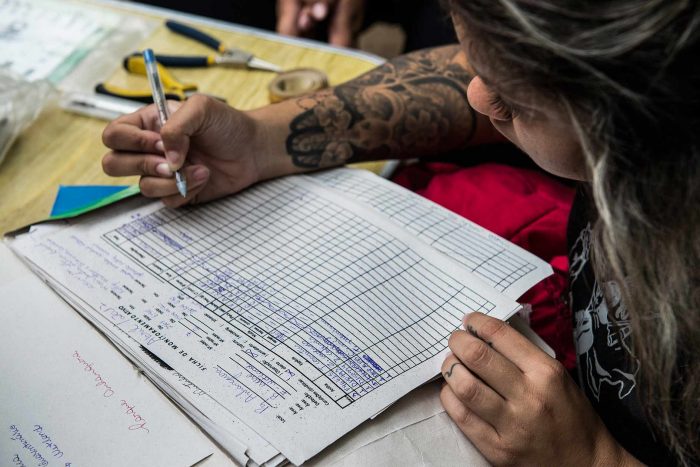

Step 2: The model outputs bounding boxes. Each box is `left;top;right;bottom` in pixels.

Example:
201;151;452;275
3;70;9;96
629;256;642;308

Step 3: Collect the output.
143;48;187;198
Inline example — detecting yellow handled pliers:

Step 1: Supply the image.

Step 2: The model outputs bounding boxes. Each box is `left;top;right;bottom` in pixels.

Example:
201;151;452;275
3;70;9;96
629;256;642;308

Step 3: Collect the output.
96;54;211;103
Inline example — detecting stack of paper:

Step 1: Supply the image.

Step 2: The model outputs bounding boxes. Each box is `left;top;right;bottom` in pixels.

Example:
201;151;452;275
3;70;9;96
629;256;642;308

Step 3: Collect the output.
0;247;214;466
7;168;551;465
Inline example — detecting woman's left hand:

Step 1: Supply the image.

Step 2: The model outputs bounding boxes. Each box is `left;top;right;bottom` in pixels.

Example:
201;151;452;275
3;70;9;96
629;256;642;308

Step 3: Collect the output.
440;312;633;466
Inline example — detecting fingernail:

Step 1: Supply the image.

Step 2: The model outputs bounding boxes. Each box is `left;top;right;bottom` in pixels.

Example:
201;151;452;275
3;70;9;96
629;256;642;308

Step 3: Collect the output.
155;140;165;153
166;150;180;165
312;2;327;20
156;162;172;176
193;167;208;182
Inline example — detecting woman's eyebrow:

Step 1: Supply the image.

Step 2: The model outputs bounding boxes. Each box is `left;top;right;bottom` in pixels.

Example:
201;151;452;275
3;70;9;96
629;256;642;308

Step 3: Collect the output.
481;76;536;112
479;75;494;87
464;50;499;86
465;56;539;114
470;68;502;94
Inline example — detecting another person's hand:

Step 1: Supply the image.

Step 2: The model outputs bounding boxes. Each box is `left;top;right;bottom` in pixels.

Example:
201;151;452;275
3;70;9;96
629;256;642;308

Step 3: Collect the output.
276;0;366;47
102;96;272;208
440;312;639;466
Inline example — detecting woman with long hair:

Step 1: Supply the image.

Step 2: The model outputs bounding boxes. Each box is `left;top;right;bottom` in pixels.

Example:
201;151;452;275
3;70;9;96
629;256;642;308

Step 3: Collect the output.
101;1;700;464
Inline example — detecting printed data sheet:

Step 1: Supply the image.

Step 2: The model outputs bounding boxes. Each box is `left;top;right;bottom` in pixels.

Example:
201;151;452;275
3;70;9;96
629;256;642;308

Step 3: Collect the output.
10;173;530;464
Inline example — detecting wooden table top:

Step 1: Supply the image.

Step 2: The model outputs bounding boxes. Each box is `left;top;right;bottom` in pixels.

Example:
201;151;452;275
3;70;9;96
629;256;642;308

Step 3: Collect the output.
0;0;382;235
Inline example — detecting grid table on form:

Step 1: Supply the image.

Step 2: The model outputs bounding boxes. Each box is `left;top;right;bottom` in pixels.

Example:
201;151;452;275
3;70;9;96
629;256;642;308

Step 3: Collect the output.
313;170;538;293
103;178;497;407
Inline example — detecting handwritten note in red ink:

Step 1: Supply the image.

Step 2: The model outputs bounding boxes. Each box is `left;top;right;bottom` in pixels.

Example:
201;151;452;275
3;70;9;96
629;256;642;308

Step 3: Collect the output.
71;349;152;432
0;273;213;466
72;350;117;397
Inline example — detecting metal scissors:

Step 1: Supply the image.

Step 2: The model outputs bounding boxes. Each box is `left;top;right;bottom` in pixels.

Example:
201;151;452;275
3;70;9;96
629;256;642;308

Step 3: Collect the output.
158;20;283;73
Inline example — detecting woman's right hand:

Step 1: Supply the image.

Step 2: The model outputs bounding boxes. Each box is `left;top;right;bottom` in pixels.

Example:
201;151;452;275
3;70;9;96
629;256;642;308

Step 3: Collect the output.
102;95;275;208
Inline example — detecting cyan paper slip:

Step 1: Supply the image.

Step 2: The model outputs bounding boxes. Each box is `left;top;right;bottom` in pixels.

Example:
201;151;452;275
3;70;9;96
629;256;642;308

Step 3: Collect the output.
50;185;140;220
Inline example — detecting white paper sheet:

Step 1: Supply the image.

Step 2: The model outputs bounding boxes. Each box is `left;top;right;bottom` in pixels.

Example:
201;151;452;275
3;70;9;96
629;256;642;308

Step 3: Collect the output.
10;172;525;464
0;0;118;81
318;411;489;467
9;224;280;466
307;382;446;465
0;259;213;466
139;177;519;464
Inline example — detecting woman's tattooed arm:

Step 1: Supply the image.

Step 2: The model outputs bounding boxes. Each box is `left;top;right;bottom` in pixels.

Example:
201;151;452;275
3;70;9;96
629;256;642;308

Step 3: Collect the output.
285;45;478;168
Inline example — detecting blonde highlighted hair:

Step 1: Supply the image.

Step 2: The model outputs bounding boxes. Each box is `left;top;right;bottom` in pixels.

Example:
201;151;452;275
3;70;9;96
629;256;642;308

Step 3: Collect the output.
448;0;700;464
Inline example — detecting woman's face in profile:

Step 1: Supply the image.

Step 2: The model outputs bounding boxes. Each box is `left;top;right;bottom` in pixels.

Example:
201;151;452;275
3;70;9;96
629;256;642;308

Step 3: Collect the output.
454;16;588;181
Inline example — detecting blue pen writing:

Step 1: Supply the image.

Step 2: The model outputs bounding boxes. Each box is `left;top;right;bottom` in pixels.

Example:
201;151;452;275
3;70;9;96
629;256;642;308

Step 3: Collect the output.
143;48;187;197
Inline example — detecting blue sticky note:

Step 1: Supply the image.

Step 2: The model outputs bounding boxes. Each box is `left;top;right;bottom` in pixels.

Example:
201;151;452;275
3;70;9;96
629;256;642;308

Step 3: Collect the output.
51;185;131;217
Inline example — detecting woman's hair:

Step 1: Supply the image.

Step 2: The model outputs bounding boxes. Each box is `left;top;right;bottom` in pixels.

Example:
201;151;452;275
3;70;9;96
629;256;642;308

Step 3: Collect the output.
447;0;700;464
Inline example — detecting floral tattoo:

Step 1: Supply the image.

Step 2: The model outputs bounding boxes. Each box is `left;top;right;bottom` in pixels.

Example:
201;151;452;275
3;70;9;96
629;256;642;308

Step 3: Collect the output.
286;46;477;168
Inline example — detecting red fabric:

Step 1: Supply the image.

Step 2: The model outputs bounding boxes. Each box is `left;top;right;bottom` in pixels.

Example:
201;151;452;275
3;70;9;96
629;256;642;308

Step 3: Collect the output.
392;162;577;369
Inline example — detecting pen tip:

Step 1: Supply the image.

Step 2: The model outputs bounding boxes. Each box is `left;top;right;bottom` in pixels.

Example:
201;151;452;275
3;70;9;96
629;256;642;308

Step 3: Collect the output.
177;182;188;198
174;171;187;198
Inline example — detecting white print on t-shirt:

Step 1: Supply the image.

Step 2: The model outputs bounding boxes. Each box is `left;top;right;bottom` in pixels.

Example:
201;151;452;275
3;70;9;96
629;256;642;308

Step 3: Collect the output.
569;223;591;283
571;223;638;401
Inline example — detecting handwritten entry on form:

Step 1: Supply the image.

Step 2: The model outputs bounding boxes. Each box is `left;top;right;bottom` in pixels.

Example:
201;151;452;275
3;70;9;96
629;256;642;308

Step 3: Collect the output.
0;271;213;467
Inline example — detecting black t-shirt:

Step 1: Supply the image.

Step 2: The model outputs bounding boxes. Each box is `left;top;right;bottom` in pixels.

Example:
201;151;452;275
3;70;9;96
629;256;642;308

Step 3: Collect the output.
567;188;687;466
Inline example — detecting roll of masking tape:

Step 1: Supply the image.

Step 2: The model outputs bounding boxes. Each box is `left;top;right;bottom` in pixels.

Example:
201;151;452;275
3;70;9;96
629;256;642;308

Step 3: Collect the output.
268;68;329;103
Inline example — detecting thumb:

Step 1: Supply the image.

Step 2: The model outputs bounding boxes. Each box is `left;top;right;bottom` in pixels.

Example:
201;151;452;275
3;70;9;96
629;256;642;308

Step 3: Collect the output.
276;0;302;36
159;96;209;170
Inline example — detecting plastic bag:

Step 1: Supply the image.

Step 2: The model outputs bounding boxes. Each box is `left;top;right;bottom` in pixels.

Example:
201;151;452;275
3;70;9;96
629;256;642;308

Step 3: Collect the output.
0;72;55;167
